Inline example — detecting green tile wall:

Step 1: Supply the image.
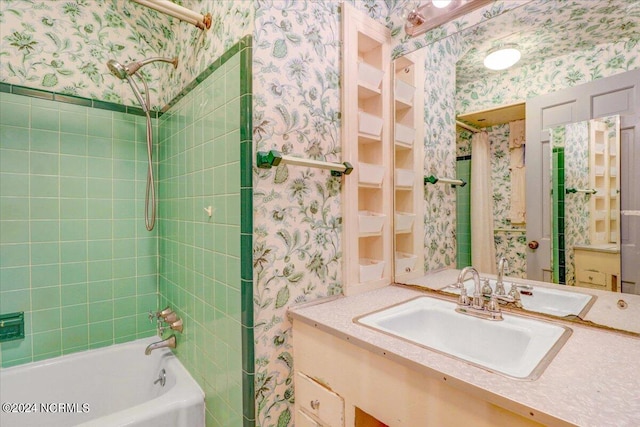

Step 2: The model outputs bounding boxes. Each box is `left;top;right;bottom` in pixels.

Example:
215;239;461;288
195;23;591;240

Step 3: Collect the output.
552;147;566;284
456;157;472;269
157;37;253;427
0;91;157;368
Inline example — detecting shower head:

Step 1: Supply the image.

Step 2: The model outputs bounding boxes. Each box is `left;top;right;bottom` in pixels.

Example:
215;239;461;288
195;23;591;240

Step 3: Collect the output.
107;56;178;114
107;57;178;79
107;59;129;80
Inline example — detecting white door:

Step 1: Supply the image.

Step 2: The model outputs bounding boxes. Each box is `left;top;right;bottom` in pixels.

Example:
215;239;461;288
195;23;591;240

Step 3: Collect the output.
526;69;640;290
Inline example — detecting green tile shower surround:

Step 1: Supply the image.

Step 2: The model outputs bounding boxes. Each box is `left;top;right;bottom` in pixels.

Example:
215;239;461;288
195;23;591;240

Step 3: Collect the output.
0;89;159;365
0;36;254;427
157;36;254;427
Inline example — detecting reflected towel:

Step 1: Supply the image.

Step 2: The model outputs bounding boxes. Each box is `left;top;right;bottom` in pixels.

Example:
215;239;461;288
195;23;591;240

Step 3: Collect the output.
510;166;526;224
509;119;526;149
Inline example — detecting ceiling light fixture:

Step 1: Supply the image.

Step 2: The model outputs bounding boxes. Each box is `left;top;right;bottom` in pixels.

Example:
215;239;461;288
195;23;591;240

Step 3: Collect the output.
404;0;493;38
432;0;453;8
483;44;522;70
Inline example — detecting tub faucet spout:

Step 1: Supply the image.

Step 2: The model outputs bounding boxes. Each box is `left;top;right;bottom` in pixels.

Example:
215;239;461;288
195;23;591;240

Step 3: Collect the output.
145;334;176;355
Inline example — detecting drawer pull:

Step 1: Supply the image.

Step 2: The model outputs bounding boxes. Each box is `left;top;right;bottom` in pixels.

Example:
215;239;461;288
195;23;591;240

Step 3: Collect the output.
310;400;320;410
588;276;594;281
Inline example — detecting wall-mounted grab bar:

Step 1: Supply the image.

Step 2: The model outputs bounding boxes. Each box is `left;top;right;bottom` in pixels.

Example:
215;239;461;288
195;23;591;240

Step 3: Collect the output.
565;188;597;195
424;175;467;187
256;150;354;177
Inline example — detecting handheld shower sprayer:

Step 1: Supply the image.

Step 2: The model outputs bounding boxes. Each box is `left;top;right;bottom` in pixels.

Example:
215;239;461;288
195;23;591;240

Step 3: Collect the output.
106;57;178;113
107;57;178;80
106;56;178;231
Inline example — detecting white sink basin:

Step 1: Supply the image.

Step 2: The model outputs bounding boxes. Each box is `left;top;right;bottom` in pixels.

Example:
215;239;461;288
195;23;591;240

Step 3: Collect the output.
448;279;595;318
356;296;572;380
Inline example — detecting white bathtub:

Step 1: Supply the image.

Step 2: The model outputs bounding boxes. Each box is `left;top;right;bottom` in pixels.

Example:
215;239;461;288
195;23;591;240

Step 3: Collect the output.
0;337;204;427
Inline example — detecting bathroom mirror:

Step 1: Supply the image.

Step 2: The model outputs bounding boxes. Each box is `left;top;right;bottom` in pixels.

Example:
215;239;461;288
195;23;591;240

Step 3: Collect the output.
390;0;640;332
549;116;621;290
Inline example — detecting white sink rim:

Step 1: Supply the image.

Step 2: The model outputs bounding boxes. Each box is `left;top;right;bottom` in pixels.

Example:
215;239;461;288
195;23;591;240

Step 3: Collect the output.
441;279;597;318
354;296;573;381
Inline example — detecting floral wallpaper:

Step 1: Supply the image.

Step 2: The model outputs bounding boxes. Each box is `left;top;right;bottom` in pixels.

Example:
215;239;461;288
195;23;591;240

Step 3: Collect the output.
456;0;640;114
0;0;252;110
422;34;462;271
0;0;175;106
456;0;640;88
251;2;345;425
556;121;590;287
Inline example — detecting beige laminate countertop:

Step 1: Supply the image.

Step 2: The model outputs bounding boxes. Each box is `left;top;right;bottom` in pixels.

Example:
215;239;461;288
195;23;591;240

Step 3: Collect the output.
289;285;640;427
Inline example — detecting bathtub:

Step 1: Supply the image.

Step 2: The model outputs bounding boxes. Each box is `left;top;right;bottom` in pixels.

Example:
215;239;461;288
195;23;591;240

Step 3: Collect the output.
0;337;204;427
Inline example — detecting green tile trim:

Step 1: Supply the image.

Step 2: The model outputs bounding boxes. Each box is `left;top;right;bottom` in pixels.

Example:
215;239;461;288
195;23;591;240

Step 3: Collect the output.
240;279;253;328
12;86;54;100
237;36;255;427
240;234;253;281
240;95;253;144
240;188;253;234
1;83;157;118
242;371;256;422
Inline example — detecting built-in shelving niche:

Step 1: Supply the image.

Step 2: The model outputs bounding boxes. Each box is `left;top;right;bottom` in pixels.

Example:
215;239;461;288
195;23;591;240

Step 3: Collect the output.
342;3;392;295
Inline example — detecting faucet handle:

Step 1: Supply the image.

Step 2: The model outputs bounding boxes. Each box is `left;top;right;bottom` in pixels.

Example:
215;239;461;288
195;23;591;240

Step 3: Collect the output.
495;281;506;296
487;294;500;312
508;283;521;302
169;318;183;333
458;288;470;306
156;307;174;320
163;312;178;323
481;279;493;296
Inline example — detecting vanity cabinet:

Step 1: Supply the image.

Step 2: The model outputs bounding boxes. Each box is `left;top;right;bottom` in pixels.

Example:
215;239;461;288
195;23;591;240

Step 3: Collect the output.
393;51;425;282
342;3;393;295
292;320;545;427
573;246;620;292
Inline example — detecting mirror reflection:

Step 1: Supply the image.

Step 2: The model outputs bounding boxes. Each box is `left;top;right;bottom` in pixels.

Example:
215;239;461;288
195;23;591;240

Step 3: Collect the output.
391;0;640;329
550;116;621;290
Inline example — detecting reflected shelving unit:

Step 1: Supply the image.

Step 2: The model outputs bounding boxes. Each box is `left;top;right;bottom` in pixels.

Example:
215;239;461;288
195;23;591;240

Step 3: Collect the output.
393;51;425;281
589;118;620;244
342;3;392;295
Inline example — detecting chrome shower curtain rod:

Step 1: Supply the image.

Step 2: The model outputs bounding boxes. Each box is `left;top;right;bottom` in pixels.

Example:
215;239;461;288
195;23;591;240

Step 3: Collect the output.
131;0;211;30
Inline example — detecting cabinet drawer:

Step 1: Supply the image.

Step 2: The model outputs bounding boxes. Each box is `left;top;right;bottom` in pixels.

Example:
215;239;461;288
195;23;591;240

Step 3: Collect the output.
296;372;344;426
297;410;322;427
576;269;607;287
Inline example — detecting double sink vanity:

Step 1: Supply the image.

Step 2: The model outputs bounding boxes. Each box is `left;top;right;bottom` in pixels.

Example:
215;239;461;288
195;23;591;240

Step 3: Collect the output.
289;269;640;426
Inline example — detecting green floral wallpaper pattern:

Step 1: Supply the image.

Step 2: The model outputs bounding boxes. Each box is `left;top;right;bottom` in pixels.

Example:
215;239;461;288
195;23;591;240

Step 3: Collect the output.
0;0;253;110
0;0;175;106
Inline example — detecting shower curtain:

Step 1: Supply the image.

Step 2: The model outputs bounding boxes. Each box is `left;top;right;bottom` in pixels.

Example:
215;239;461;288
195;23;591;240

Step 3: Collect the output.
471;131;497;274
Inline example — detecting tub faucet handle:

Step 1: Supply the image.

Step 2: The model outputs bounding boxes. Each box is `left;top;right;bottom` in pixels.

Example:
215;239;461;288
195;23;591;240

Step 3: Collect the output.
163;312;178;323
169;318;183;333
156;306;173;319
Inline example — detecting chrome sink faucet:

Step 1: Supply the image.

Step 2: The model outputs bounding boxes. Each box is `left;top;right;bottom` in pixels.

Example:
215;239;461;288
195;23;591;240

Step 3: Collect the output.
455;266;502;321
496;257;509;295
